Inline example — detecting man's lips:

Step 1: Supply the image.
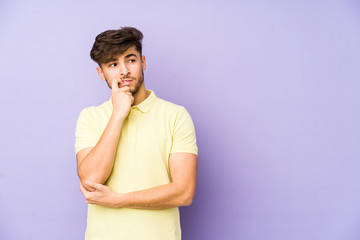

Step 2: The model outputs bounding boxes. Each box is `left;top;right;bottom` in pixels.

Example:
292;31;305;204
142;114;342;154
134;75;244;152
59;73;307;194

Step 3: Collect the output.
121;79;133;86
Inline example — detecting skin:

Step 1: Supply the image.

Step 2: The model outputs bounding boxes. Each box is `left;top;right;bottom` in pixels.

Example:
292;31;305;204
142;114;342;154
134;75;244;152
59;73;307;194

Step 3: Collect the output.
77;45;197;209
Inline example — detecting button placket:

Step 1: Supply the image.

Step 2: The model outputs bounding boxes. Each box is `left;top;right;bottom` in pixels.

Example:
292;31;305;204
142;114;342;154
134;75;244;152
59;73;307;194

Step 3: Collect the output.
128;108;137;135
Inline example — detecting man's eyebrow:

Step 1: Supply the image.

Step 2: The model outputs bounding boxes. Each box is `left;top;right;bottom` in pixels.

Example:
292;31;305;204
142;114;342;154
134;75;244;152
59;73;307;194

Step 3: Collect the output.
105;53;137;64
107;58;117;63
125;53;137;59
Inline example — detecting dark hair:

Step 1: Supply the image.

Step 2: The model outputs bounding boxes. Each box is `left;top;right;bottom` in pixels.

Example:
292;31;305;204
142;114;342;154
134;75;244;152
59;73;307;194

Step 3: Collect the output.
90;27;143;65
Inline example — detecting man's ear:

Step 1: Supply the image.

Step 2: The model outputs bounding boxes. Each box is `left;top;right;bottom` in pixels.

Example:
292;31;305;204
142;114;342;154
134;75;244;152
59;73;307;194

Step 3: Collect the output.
142;55;146;71
96;66;106;81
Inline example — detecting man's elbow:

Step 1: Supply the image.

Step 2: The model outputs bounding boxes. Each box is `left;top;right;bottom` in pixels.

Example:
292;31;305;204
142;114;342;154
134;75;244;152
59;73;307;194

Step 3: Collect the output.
78;171;106;192
179;190;195;206
182;197;193;206
77;166;107;185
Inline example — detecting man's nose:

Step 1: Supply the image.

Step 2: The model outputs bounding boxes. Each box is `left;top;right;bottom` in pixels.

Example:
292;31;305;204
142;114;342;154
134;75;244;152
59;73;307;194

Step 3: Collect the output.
119;62;129;75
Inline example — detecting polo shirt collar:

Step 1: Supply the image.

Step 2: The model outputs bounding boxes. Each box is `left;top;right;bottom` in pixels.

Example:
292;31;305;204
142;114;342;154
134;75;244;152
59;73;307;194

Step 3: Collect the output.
106;90;156;113
132;90;157;113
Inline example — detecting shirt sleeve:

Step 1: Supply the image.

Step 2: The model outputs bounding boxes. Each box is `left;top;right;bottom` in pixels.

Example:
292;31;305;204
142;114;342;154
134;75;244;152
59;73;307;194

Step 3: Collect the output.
170;107;198;155
74;108;101;155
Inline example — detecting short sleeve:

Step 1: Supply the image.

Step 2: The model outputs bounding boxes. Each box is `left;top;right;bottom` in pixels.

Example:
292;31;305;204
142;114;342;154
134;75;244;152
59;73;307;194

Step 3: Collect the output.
171;107;198;155
74;108;101;154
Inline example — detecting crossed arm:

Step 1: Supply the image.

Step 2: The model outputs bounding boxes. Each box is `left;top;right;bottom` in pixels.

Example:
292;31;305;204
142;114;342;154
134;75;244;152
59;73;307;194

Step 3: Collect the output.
78;151;197;209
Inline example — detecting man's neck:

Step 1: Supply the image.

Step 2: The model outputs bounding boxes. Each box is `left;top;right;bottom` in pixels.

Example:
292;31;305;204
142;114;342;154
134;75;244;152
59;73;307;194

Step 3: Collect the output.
132;84;149;106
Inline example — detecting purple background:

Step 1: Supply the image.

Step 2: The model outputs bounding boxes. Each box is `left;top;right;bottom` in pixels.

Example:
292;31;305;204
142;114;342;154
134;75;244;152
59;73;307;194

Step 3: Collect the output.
1;0;360;239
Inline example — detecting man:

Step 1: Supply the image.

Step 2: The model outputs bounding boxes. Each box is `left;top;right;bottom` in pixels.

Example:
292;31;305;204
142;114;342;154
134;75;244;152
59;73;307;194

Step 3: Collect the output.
75;27;198;240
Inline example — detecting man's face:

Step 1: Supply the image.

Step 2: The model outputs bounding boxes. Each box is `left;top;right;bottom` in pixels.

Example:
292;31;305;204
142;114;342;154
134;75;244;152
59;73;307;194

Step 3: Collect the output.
97;45;146;95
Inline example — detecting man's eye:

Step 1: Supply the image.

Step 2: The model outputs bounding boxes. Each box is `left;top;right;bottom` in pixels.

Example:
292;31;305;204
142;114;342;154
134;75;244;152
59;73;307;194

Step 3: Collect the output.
109;63;117;67
129;59;136;63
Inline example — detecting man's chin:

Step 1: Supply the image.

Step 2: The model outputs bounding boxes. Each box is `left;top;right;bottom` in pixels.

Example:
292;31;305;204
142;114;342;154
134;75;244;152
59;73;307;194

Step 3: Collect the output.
130;87;138;95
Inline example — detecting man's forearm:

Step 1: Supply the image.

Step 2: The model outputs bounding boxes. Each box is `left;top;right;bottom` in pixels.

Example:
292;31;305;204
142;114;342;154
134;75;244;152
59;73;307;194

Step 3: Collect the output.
117;182;195;209
77;114;125;186
82;180;196;210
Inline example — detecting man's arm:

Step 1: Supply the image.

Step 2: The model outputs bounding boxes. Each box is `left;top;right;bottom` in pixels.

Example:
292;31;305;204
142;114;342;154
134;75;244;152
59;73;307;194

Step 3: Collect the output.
80;152;197;209
77;81;133;191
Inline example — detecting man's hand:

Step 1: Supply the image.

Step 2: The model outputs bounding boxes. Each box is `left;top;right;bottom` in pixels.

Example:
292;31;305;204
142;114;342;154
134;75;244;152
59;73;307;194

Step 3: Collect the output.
111;79;134;119
80;180;120;208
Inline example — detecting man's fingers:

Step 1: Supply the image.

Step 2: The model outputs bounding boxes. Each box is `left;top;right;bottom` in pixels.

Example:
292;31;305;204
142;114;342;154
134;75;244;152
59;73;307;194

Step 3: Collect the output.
111;78;120;89
119;86;131;93
85;180;102;191
80;182;87;194
111;81;132;95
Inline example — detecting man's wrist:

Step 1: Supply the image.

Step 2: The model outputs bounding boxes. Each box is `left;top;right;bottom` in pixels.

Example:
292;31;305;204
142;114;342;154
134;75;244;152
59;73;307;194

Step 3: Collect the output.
112;193;126;208
111;112;127;122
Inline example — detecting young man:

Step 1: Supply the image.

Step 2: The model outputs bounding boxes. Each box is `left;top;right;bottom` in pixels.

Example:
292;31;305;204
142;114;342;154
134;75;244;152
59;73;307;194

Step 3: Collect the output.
75;27;198;240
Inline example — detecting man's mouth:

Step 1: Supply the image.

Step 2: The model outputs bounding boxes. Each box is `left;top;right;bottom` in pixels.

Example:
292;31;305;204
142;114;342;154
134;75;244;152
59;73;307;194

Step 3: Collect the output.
121;79;133;86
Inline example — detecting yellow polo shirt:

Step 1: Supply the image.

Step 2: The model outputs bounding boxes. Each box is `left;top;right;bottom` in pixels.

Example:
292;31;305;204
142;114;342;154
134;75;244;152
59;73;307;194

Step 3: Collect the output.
75;90;198;240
